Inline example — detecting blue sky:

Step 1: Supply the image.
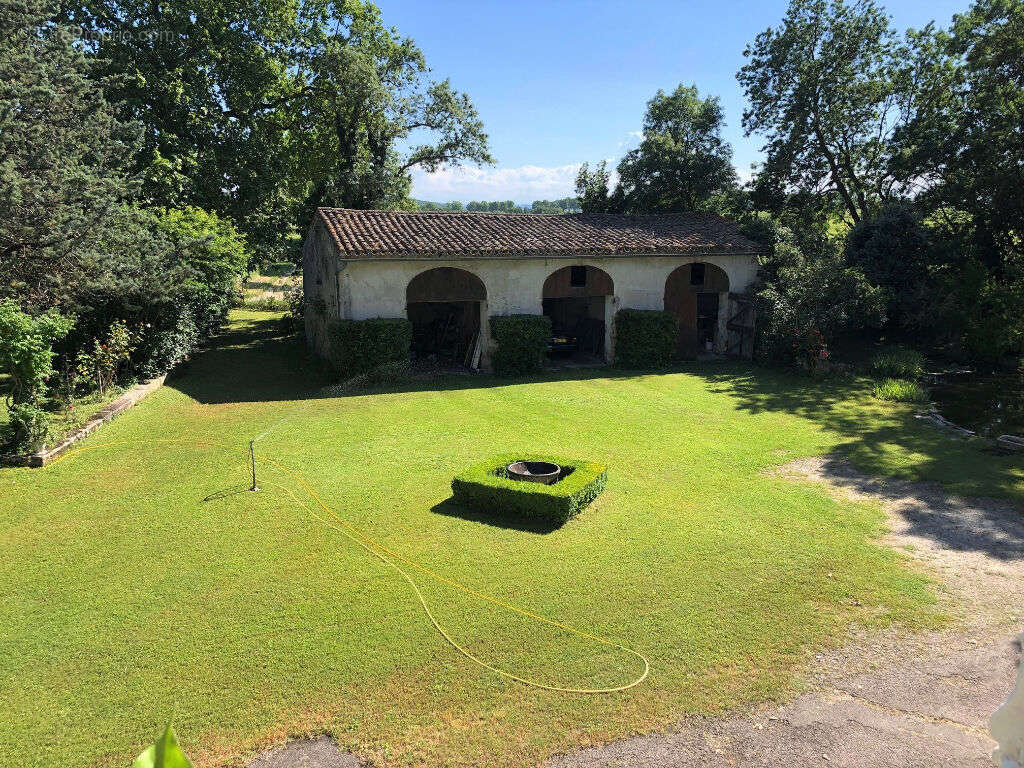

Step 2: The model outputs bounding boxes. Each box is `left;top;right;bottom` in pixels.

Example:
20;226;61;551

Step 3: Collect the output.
386;0;967;204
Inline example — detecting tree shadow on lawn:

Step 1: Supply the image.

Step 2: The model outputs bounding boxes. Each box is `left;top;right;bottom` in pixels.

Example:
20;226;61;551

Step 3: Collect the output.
168;316;331;404
811;454;1024;561
169;316;1022;521
430;496;563;534
168;313;706;405
697;367;1024;555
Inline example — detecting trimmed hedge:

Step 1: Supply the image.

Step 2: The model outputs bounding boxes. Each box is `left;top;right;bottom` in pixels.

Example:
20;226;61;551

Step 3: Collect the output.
326;317;412;378
451;454;607;526
613;309;678;368
489;314;552;377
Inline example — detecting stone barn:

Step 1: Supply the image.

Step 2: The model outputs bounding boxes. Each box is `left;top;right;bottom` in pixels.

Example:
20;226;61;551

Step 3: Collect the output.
303;208;762;370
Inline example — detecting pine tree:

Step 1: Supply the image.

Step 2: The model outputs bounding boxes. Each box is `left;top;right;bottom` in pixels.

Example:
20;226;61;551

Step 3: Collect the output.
0;0;139;307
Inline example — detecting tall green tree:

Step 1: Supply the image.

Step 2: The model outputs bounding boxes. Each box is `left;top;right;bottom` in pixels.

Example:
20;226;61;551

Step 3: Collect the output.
615;85;737;213
895;0;1024;271
293;5;492;220
61;0;492;260
738;0;913;224
575;85;736;215
574;161;617;214
0;0;139;306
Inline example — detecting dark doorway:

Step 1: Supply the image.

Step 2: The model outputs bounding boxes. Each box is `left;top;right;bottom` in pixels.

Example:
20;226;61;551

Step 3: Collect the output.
542;265;614;361
406;268;487;366
664;263;729;359
542;297;607;357
407;301;481;364
696;293;720;350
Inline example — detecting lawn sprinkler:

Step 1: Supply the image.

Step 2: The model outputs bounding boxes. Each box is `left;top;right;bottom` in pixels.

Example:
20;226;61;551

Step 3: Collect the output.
248;440;260;492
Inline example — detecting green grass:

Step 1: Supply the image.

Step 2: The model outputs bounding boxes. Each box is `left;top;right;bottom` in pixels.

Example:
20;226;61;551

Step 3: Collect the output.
2;311;1021;768
238;271;300;308
867;346;926;380
873;378;929;403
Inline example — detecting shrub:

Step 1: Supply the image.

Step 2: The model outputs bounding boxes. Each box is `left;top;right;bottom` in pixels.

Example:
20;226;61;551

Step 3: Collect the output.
451;454;607;526
489;314;552;377
63;205;247;381
955;261;1024;363
846;204;939;333
326;318;412;378
279;288;305;334
0;300;74;405
0;403;50;453
747;218;887;365
783;325;830;373
155;206;249;295
873;378;928;403
868;347;925;380
613;309;678;368
75;320;136;397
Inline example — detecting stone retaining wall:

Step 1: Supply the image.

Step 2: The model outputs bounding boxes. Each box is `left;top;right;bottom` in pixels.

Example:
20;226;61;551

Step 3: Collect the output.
0;374;166;468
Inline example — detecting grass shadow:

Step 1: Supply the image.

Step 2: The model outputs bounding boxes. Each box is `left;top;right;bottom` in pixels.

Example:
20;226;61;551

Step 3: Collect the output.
696;364;1024;507
168;314;331;404
201;482;253;503
169;312;702;405
430;496;562;534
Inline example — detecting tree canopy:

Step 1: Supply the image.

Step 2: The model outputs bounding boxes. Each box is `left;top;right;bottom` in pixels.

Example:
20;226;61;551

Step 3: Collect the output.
59;0;493;261
0;0;139;306
895;0;1024;270
616;85;737;213
738;0;914;224
575;85;736;214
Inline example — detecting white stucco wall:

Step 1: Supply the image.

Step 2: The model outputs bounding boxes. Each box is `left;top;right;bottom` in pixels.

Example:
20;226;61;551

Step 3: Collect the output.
305;219;762;367
338;253;758;320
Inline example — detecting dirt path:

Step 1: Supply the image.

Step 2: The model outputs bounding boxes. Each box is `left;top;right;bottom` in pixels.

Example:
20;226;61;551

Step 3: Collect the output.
545;455;1024;768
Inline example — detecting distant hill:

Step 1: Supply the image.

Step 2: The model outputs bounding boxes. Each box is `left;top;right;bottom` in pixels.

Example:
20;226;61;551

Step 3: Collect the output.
412;198;581;214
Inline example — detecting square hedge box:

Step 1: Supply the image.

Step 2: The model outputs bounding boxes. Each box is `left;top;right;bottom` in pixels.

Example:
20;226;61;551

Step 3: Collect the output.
451;454;607;526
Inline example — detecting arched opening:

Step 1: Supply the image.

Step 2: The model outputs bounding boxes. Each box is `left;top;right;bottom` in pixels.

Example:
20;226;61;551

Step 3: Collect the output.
406;267;486;365
664;262;729;358
542;265;614;360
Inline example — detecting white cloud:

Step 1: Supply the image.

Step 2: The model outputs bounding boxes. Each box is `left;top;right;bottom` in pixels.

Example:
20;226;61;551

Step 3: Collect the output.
411;163;581;204
617;130;644;148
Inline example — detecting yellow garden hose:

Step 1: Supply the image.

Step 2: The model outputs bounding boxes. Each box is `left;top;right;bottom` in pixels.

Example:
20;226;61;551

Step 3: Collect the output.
46;439;650;694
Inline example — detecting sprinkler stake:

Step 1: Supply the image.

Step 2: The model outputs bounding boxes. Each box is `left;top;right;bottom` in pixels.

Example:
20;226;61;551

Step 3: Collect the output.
249;440;260;492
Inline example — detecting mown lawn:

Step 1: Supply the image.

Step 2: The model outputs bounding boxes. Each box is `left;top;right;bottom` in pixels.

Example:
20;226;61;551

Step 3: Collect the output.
1;311;1021;768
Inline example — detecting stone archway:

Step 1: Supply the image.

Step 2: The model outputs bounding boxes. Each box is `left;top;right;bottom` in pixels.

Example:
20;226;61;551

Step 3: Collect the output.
542;265;615;360
664;262;729;358
406;267;487;365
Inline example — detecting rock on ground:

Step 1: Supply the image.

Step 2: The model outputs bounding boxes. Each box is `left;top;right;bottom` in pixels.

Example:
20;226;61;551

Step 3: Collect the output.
246;737;360;768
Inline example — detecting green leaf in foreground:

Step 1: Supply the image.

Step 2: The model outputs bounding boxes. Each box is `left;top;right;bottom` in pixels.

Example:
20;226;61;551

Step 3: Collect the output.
131;722;193;768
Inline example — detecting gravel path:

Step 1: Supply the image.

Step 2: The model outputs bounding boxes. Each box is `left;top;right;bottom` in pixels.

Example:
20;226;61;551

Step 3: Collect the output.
545;456;1024;768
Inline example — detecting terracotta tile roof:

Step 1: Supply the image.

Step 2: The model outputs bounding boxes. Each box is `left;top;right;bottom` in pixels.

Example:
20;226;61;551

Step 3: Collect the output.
316;208;763;259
